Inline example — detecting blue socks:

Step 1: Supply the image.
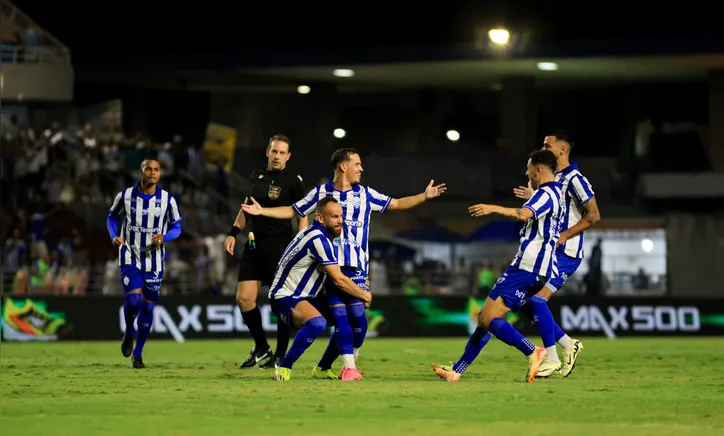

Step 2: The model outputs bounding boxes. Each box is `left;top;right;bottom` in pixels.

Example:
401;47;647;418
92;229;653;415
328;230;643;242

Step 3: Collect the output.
123;293;142;337
452;327;491;374
133;301;154;357
317;330;339;370
530;295;556;348
487;318;536;356
348;303;367;349
280;316;327;369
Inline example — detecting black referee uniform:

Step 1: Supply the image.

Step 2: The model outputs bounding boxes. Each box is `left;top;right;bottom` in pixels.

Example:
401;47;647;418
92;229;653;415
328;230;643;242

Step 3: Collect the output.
238;167;306;368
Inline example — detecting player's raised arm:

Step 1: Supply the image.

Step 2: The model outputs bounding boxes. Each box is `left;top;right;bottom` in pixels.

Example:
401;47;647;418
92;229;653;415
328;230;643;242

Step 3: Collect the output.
324;264;372;307
241;197;295;219
291;175;310;232
387;179;447;211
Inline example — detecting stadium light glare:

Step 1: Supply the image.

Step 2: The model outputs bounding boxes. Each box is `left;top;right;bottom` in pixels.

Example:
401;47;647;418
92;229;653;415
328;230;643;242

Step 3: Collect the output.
488;29;510;45
333;69;355;78
297;85;311;94
641;238;654;253
334;128;346;139
446;130;460;142
537;62;559;71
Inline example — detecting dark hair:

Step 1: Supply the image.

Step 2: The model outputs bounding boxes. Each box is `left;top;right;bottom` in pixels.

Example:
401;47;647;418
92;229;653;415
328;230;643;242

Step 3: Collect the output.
316;197;339;212
268;134;291;151
553;129;574;151
330;148;359;170
529;150;557;174
140;157;160;168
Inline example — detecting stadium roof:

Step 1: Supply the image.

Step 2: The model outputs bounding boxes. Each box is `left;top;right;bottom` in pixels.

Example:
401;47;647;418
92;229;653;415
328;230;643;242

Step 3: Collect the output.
78;38;724;90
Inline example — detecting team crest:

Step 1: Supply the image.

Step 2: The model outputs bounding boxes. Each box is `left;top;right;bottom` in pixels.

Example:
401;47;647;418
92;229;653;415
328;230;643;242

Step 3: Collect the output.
154;200;163;217
268;185;281;200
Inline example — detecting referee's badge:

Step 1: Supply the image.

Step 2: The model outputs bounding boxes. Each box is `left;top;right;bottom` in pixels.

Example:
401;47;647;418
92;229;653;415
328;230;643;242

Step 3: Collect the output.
268;185;281;200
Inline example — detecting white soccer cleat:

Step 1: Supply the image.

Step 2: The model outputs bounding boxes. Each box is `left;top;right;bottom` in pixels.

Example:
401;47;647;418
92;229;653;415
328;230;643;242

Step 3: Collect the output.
536;359;562;378
561;339;583;378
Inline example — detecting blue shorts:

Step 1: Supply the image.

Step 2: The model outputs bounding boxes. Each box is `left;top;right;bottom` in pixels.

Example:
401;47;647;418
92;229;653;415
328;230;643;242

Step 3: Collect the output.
271;296;331;329
488;266;544;312
120;265;163;302
325;267;368;307
544;252;583;293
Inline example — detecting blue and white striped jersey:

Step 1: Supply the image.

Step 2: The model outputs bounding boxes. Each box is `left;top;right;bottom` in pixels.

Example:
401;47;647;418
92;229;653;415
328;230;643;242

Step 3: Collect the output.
511;181;564;278
269;221;338;299
292;181;391;272
555;162;595;259
108;185;182;273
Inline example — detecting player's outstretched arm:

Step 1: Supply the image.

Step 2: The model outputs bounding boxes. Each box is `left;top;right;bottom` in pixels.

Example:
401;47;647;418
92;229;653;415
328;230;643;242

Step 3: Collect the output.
468;204;534;221
241;197;295;219
323;264;372;307
513;181;534;200
388;179;447;211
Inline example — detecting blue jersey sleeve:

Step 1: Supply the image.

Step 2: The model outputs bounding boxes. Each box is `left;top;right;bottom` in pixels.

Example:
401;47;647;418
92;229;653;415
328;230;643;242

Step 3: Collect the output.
366;186;392;213
166;195;182;224
293;186;320;217
569;174;595;205
523;190;552;220
309;235;338;266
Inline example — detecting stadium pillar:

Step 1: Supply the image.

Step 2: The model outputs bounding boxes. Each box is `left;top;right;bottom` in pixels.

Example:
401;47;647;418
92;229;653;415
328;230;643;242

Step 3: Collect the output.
499;77;536;155
707;71;724;172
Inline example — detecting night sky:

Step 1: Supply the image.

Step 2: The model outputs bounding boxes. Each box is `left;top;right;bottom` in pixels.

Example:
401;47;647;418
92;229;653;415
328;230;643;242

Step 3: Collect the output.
12;0;724;66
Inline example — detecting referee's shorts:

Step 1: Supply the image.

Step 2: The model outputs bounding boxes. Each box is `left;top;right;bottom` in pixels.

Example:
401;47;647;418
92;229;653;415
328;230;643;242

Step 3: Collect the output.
237;235;292;287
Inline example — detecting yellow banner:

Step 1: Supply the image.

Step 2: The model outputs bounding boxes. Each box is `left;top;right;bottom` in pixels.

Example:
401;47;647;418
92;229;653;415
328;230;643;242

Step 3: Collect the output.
202;123;237;172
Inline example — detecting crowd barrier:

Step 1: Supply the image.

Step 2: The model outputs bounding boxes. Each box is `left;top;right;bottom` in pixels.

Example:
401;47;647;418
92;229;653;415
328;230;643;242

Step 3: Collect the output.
2;295;723;342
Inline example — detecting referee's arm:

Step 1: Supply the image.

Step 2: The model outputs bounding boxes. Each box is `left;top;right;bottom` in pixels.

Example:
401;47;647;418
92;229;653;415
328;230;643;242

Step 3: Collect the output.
232;197;251;230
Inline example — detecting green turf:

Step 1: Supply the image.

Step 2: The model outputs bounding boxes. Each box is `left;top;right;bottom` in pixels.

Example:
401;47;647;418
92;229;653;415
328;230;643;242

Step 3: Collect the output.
1;337;723;435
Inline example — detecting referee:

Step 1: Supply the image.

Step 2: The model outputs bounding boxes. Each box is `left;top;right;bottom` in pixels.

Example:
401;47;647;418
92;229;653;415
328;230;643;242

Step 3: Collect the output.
224;134;308;369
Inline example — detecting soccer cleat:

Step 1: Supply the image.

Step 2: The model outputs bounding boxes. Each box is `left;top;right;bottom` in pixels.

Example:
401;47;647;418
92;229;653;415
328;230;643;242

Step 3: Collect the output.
526;347;547;383
132;355;145;369
431;362;461;382
312;367;339;380
340;367;362;381
121;334;134;358
239;347;272;368
535;359;562;378
260;356;282;370
275;366;291;381
561;339;583;378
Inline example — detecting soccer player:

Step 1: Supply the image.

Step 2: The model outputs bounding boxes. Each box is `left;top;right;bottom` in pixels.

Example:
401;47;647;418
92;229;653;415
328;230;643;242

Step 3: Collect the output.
432;150;563;383
269;197;371;381
107;157;182;369
224;134;308;369
511;130;599;377
242;148;446;379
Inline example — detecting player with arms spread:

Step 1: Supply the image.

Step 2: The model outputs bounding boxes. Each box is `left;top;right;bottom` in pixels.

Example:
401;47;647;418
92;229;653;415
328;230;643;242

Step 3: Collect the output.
243;147;446;380
269;197;371;381
224;134;308;369
107;157;182;369
512;130;599;377
432;150;563;383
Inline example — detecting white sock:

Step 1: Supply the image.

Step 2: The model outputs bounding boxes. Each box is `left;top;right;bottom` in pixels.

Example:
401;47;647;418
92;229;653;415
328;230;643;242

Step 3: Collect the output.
546;346;560;363
353;347;360;361
558;334;572;349
342;354;356;369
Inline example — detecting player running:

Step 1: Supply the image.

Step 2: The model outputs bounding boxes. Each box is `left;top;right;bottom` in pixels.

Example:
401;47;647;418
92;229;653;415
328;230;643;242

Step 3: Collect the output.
512;130;599;377
242;148;446;379
107;157;182;369
224;134;308;370
432;150;562;383
270;197;371;381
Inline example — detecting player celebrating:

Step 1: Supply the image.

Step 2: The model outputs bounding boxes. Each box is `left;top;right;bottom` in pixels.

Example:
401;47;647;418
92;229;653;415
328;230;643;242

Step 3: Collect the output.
269;197;371;381
107;157;182;369
224;134;308;369
242;148;446;379
512;130;599;377
432;150;563;383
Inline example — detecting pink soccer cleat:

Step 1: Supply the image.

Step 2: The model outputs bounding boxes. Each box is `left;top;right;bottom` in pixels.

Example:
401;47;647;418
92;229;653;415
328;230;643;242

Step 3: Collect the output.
340;367;362;381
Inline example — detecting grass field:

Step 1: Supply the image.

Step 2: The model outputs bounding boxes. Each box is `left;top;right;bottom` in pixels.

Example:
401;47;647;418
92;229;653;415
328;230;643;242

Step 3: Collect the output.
2;337;723;435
